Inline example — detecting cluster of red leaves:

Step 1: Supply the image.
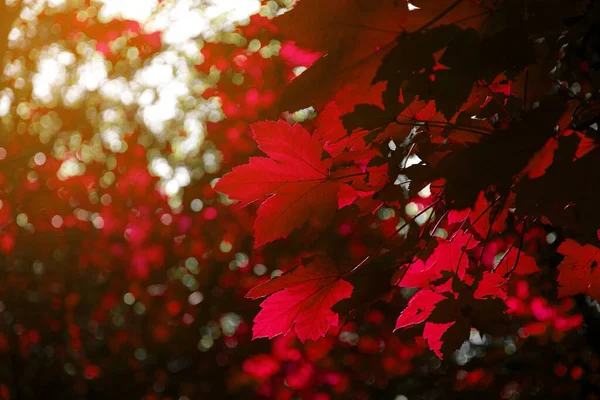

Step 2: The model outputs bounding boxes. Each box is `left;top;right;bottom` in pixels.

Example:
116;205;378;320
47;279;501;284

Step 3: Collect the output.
216;110;565;358
215;0;600;363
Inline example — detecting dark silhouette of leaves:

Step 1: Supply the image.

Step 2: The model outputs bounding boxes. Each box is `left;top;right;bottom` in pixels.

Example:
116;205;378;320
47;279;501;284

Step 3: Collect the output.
436;97;567;209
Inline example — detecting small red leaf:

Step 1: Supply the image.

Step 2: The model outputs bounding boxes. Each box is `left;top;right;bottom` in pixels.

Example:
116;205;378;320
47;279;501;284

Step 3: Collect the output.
494;248;540;277
396;259;439;288
247;257;353;342
474;272;507;300
423;321;469;359
556;239;600;300
469;191;512;239
395;289;446;330
429;231;478;279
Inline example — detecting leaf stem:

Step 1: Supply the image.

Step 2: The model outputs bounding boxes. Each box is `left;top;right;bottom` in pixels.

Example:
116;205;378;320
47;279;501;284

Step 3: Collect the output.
394;120;492;136
503;221;527;278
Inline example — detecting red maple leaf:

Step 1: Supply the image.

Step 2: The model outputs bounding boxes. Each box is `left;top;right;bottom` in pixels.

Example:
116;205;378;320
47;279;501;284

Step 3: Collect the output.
395;231;478;289
468;191;513;239
274;0;408;111
474;272;508;300
395;289;446;329
422;321;468;360
494;247;540;277
523;136;559;179
394;258;439;288
428;231;479;278
215;120;353;247
246;257;353;342
556;239;600;300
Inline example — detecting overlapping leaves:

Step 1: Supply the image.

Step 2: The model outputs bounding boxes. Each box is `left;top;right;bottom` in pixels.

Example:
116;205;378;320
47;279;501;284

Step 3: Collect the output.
216;0;599;358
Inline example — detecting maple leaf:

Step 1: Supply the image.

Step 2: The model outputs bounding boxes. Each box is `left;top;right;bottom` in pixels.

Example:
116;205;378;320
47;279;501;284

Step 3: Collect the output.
394;259;439;288
494;247;540;277
522;136;560;179
468;190;513;239
316;83;387;156
425;292;507;359
556;239;600;300
246;257;353;342
474;272;508;300
395;231;479;289
275;0;408;111
215;121;349;247
422;321;469;360
521;128;596;180
395;289;446;330
373;24;464;113
428;231;479;278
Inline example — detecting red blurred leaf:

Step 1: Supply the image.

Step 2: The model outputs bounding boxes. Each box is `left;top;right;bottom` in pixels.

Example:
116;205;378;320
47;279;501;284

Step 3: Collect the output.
243;355;280;379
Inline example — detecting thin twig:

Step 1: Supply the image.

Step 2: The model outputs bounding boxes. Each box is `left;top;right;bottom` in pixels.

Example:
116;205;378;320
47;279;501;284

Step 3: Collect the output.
413;0;464;33
504;221;527;278
344;199;442;277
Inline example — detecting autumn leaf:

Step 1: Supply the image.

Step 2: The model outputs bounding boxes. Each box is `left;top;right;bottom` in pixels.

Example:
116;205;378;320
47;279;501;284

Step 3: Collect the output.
556;239;600;300
424;292;507;359
394;259;439;288
468;190;513;239
316;83;387;156
395;289;446;330
275;0;408;111
428;231;479;278
215;120;347;247
474;272;508;300
246;257;353;342
422;321;469;360
395;231;478;289
494;247;540;277
522;136;560;179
